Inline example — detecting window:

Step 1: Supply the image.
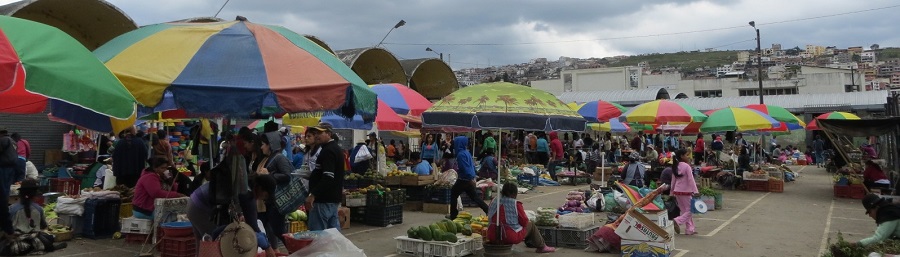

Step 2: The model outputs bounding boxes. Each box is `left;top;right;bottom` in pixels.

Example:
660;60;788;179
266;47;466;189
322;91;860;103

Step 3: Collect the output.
694;90;723;98
739;87;798;96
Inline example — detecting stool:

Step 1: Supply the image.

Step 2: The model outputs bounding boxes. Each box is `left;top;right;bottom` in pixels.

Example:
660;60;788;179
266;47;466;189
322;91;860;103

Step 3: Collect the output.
484;244;513;257
699;178;713;189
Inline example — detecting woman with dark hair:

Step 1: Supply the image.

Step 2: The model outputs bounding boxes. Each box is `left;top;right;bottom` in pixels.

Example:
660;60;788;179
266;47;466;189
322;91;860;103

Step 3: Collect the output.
152;130;175;166
4;179;67;255
112;126;149;188
422;134;438;164
670;149;698;235
254;132;294;248
486;182;555;253
132;157;185;219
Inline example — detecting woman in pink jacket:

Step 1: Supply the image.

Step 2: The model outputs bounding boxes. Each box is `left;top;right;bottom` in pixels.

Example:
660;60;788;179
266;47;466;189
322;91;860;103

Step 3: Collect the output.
670;149;698;235
132;157;185;219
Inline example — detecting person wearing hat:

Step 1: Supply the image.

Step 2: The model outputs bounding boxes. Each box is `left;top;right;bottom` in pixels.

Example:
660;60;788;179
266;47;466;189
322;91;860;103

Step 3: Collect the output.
306;122;346;230
132;157;186;219
857;194;900;246
349;140;372;175
622;151;647;188
93;158;112;188
643;145;659;164
4;179;68;255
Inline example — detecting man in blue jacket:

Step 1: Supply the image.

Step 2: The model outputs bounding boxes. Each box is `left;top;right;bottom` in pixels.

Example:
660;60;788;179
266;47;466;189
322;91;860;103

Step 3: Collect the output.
447;136;490;220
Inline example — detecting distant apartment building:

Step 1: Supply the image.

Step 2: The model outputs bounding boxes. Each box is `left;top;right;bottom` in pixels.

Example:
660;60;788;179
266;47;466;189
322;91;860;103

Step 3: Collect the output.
833;52;852;63
716;65;733;75
771;43;782;51
892;72;900;88
806;45;826;56
737;51;750;63
767;65;787;79
861;51;877;63
848;46;864;54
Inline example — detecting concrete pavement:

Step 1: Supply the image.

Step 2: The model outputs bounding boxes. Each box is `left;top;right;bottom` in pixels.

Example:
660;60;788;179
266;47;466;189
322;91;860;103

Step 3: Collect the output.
42;165;871;257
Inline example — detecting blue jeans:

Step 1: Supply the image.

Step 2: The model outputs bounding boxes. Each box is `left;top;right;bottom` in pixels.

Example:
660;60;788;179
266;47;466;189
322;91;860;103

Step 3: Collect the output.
133;210;153;220
307;203;340;231
815;151;823;165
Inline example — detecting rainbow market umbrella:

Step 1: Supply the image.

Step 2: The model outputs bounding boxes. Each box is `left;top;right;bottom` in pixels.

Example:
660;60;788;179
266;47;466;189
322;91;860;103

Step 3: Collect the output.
619;100;707;124
422;82;584;131
578;100;627;122
744;104;802;124
757;112;806;133
699;107;780;133
0;15;136;132
370;83;433;116
806;112;860;130
94;17;376;119
566;102;585;111
284;100;407;131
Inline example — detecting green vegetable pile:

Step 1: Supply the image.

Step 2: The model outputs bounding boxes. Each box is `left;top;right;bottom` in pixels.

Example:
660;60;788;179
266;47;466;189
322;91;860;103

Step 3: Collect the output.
822;232;900;257
406;220;472;243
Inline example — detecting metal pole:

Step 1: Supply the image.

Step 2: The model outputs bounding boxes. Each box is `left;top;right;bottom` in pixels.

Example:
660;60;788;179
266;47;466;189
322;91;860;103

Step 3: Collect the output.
756;28;764;104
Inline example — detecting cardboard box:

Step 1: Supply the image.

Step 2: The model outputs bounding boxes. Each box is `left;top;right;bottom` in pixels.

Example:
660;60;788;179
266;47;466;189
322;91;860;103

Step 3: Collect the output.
615;211;671;242
639;210;671;228
621;238;674;257
385;176;402;186
338;207;350;229
404;201;423;212
401;174;435;186
423;203;449;214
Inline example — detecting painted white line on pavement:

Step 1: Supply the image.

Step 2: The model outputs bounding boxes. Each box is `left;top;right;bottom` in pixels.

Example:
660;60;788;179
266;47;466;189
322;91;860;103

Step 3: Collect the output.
697;217;728;221
703;192;769;237
723;198;754;201
831;216;871;222
383;254;399;257
345;227;385;236
672;249;691;257
521;188;568;201
834;206;864;211
818;199;836;256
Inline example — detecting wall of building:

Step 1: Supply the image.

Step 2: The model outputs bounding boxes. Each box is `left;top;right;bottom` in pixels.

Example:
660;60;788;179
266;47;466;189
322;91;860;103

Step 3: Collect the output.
530;78;564;95
569;68;627;91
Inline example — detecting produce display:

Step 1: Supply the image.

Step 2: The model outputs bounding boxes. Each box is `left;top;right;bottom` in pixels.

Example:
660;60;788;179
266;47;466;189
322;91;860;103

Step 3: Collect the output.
286;210;307;222
387;170;417;177
346;173;364;180
358;184;392;194
345;190;366;199
49;224;71;234
44;203;57;220
364;170;385;180
109;185;134;202
406;219;473;243
558;191;589;214
536;207;559;226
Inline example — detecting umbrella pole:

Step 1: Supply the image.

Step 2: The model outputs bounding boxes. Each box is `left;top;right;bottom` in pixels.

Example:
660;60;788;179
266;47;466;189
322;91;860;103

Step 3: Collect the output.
495;128;502;244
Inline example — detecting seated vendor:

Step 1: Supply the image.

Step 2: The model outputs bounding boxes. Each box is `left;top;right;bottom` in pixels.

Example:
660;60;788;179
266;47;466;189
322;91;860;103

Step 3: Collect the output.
478;150;498;180
408;152;432;176
863;160;891;190
486;182;555;253
132;157;186;219
5;179;68;255
857;194;900;247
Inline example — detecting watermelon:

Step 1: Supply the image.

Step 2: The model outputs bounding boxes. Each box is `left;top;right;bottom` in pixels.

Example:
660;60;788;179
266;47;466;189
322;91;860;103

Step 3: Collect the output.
407;227;418;239
418;226;433;241
443;220;457;234
443;231;458;243
429;224;442;240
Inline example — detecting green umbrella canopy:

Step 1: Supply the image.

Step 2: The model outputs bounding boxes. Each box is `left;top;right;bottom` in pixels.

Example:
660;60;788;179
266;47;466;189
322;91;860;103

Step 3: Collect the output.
0;15;135;119
423;82;584;131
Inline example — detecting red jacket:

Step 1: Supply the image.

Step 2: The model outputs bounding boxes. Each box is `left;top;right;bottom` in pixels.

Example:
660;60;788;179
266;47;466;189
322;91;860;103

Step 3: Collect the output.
486;201;528;245
864;165;888;182
132;170;181;213
549;131;564;160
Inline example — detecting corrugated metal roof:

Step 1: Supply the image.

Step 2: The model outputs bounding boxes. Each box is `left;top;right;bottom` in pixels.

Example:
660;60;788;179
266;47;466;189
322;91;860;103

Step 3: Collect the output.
671;90;889;112
557;88;668;106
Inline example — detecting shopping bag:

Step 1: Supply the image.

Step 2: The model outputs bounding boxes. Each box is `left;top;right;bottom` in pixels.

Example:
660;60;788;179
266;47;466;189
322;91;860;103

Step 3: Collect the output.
273;174;308;216
198;235;223;257
354;147;373;163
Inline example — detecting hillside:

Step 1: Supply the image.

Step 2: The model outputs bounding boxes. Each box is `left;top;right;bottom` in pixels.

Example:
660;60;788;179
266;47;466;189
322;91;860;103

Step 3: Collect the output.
607;50;739;71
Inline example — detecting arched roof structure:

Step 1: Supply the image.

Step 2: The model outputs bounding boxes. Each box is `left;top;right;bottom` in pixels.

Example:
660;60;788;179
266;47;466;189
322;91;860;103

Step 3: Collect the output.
399;58;458;100
0;0;137;50
334;47;407;86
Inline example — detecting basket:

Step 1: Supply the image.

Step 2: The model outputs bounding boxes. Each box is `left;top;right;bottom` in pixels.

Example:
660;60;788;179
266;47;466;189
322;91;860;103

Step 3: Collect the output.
288;221;308;233
548;225;600;249
365;205;403;227
366;188;406;207
349;207;366;223
834;185;851;198
51;230;73;242
558;213;595;229
158;236;197;257
282;234;314;253
849;184;867;199
745;180;768;192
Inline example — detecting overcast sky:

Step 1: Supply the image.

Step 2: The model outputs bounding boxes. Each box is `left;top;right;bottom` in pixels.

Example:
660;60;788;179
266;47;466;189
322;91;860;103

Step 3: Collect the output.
5;0;900;69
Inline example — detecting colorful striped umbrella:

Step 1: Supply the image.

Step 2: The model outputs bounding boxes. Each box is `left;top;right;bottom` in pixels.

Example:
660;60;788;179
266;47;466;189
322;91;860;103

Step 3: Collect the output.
423;82;584;131
700;107;780;133
578;100;628;122
370;83;432;116
0;16;137;133
757;112;806;132
744;104;804;124
588;118;631;132
94;18;376;119
619;100;707;124
806;112;860;130
283;100;407;131
566;102;585;111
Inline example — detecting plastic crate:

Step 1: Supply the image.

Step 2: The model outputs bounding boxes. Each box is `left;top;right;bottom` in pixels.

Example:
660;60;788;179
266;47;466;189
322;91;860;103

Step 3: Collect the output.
344;179;359;190
537;226;558;247
834;185;851;198
365;205;403;227
461;190;484;207
551;225;600;249
345;196;367;207
349;207;366;223
768;180;784;193
745;180;768;192
50;178;80;196
158;236;197;257
742;171;769;181
123;233;150;244
849;184;868;199
367;188;406;207
517;174;539;185
82;198;121;239
395;235;481;257
426;188;452;204
558;213;595;229
399;186;427;201
287;221;308;233
121;217;152;234
358;179;375;189
57;214;83;236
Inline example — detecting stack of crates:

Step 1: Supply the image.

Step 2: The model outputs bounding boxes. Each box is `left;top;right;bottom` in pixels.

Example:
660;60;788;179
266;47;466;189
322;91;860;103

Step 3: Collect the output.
365;188;405;227
158;236;197;257
82;198;121;239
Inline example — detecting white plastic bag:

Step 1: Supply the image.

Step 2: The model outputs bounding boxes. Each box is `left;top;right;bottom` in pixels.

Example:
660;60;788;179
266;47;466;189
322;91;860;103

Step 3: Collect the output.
525;210;537;222
354;146;373;163
103;170;117;190
436;169;458;186
55;197;87;216
289;228;366;257
457;197;465;211
586;190;603;211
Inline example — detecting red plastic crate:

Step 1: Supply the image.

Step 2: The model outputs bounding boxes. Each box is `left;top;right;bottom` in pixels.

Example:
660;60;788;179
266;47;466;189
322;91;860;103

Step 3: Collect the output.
834;185;851;198
768;180;784;193
124;233;150;244
158;236;197;257
849;184;867;199
745;180;768;192
50;178;80;196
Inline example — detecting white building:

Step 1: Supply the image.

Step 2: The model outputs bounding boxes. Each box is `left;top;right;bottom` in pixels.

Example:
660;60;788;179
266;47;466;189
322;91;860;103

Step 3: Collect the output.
861;51;877;63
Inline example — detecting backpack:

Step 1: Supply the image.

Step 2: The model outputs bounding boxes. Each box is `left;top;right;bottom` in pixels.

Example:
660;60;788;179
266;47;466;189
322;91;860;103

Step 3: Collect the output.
0;137;18;166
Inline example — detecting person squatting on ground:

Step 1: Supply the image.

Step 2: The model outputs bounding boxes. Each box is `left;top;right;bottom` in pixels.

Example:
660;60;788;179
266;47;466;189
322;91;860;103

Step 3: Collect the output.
486;182;556;253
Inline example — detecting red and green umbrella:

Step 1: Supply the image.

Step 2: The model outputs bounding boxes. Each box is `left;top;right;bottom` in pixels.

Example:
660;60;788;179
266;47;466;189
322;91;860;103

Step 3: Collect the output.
94;17;376;119
806;112;860;130
619;100;707;124
0;15;137;132
699;107;780;133
577;100;628;122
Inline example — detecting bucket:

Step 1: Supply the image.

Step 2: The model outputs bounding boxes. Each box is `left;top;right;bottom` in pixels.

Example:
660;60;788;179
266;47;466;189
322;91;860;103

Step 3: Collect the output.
484;244;513;257
714;193;723;210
